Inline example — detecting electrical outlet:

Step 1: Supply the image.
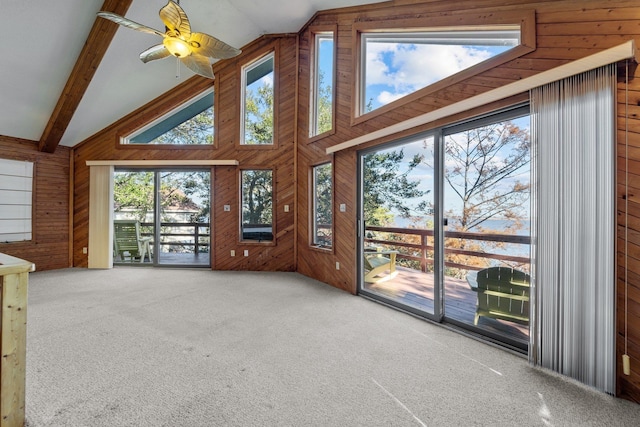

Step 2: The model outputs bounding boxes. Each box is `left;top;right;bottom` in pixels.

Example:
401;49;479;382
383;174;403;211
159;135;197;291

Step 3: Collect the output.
224;205;231;212
82;247;87;254
244;250;249;257
230;250;235;257
284;204;289;212
336;261;340;270
340;203;346;212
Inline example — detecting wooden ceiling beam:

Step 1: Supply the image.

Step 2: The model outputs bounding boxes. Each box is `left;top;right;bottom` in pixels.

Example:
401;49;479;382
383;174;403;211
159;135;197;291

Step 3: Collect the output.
38;0;133;153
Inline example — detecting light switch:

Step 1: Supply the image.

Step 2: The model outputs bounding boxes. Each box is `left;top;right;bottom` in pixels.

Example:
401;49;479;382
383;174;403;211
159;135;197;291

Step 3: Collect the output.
284;204;289;212
244;250;249;257
340;203;346;212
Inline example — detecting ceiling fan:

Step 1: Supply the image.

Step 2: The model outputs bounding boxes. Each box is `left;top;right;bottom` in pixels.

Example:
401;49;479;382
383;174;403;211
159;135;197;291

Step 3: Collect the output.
97;0;241;79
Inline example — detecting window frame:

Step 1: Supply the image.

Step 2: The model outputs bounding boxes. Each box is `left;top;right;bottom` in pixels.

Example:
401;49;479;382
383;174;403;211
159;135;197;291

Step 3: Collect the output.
119;88;215;147
310;161;334;251
309;27;337;141
240;50;277;147
239;168;275;244
351;10;536;126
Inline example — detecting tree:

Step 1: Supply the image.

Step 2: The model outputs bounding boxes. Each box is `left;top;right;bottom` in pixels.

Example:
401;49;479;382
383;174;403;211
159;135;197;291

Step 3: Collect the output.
245;82;274;145
241;170;273;225
434;120;531;275
441;121;530;233
113;172;154;221
315;70;333;135
313;163;333;245
152;107;214;145
114;171;210;223
363;149;429;226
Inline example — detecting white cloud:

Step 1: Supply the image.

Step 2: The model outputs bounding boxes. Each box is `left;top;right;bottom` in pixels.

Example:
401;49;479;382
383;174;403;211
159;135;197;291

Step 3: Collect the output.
377;90;409;105
365;42;496;106
260;74;274;87
365;43;395;85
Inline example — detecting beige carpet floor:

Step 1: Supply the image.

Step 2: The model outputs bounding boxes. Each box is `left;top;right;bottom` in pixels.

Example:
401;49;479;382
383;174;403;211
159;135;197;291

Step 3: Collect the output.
23;267;640;426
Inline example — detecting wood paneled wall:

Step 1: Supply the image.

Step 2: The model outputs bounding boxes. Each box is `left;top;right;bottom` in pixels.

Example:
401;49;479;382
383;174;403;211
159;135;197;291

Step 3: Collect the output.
72;35;297;272
295;0;640;402
0;136;70;271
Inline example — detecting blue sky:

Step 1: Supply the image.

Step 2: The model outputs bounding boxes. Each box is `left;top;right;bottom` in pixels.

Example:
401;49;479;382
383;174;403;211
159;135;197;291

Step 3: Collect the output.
367;115;531;228
363;44;513;111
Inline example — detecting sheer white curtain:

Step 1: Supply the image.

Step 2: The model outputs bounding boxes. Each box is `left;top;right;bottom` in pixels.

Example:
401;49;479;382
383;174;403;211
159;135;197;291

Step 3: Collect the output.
530;63;616;393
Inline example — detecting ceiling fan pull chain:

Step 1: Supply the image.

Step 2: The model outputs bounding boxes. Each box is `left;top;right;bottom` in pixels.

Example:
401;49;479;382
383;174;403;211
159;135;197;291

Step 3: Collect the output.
176;57;180;79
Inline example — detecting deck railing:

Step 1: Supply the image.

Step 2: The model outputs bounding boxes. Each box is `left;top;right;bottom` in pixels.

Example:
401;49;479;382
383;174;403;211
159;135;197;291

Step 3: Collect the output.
365;225;530;273
140;222;209;254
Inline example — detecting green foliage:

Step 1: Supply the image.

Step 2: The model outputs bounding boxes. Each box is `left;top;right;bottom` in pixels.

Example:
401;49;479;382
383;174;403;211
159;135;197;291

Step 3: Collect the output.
242;170;273;225
315;70;333;135
313;163;333;245
363;149;429;226
113;172;154;221
151;107;214;145
245;83;274;145
159;171;210;223
114;171;210;223
314;163;332;225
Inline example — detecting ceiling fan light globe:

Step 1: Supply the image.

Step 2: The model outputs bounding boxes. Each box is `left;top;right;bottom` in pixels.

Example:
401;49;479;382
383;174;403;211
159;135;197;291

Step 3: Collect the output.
163;37;191;58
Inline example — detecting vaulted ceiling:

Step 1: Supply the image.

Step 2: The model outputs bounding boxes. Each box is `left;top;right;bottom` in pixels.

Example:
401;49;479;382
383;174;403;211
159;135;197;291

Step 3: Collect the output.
1;0;387;151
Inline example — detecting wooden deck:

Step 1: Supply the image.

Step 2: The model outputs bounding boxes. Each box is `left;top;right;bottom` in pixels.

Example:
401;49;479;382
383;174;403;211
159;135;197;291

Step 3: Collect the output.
114;252;210;267
363;266;529;343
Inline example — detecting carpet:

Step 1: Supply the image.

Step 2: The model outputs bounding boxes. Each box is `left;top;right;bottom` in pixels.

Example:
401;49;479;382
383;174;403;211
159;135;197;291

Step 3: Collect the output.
24;267;640;426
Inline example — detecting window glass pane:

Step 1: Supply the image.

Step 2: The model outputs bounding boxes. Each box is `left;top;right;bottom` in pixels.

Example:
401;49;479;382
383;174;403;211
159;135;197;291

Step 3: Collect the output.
125;91;213;145
242;54;275;145
310;33;334;137
241;170;273;241
312;163;332;247
361;28;520;114
0;158;32;242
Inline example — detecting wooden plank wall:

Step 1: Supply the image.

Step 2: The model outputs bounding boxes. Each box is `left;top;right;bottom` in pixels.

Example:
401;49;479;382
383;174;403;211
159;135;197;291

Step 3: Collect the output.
0;136;70;271
72;36;296;272
295;0;640;402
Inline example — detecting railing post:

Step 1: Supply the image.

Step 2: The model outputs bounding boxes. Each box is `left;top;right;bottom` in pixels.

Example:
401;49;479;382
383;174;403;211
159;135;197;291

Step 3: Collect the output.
0;253;34;427
194;223;199;255
422;234;428;272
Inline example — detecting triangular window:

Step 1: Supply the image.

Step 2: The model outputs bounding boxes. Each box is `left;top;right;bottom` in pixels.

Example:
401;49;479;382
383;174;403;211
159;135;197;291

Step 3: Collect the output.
123;89;213;145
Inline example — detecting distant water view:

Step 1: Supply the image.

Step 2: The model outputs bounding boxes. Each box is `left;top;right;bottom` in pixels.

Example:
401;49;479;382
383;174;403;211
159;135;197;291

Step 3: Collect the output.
392;217;531;236
389;217;531;260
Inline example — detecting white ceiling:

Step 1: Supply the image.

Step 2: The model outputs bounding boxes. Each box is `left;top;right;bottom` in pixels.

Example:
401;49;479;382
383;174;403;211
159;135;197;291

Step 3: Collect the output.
1;0;386;148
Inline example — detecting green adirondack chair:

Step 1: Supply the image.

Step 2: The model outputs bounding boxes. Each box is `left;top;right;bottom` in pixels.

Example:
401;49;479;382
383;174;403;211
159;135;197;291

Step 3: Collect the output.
113;220;152;263
364;250;398;283
473;266;530;325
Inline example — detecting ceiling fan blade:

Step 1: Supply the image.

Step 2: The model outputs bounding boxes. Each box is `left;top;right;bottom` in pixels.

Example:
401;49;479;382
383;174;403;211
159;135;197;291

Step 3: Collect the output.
181;55;214;79
189;32;241;60
159;1;191;40
97;11;164;37
139;44;171;63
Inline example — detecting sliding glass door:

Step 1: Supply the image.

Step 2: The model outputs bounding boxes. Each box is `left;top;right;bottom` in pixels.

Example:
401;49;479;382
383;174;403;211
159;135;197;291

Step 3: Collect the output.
442;108;531;349
359;106;531;350
113;169;211;267
156;171;210;266
359;134;439;319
